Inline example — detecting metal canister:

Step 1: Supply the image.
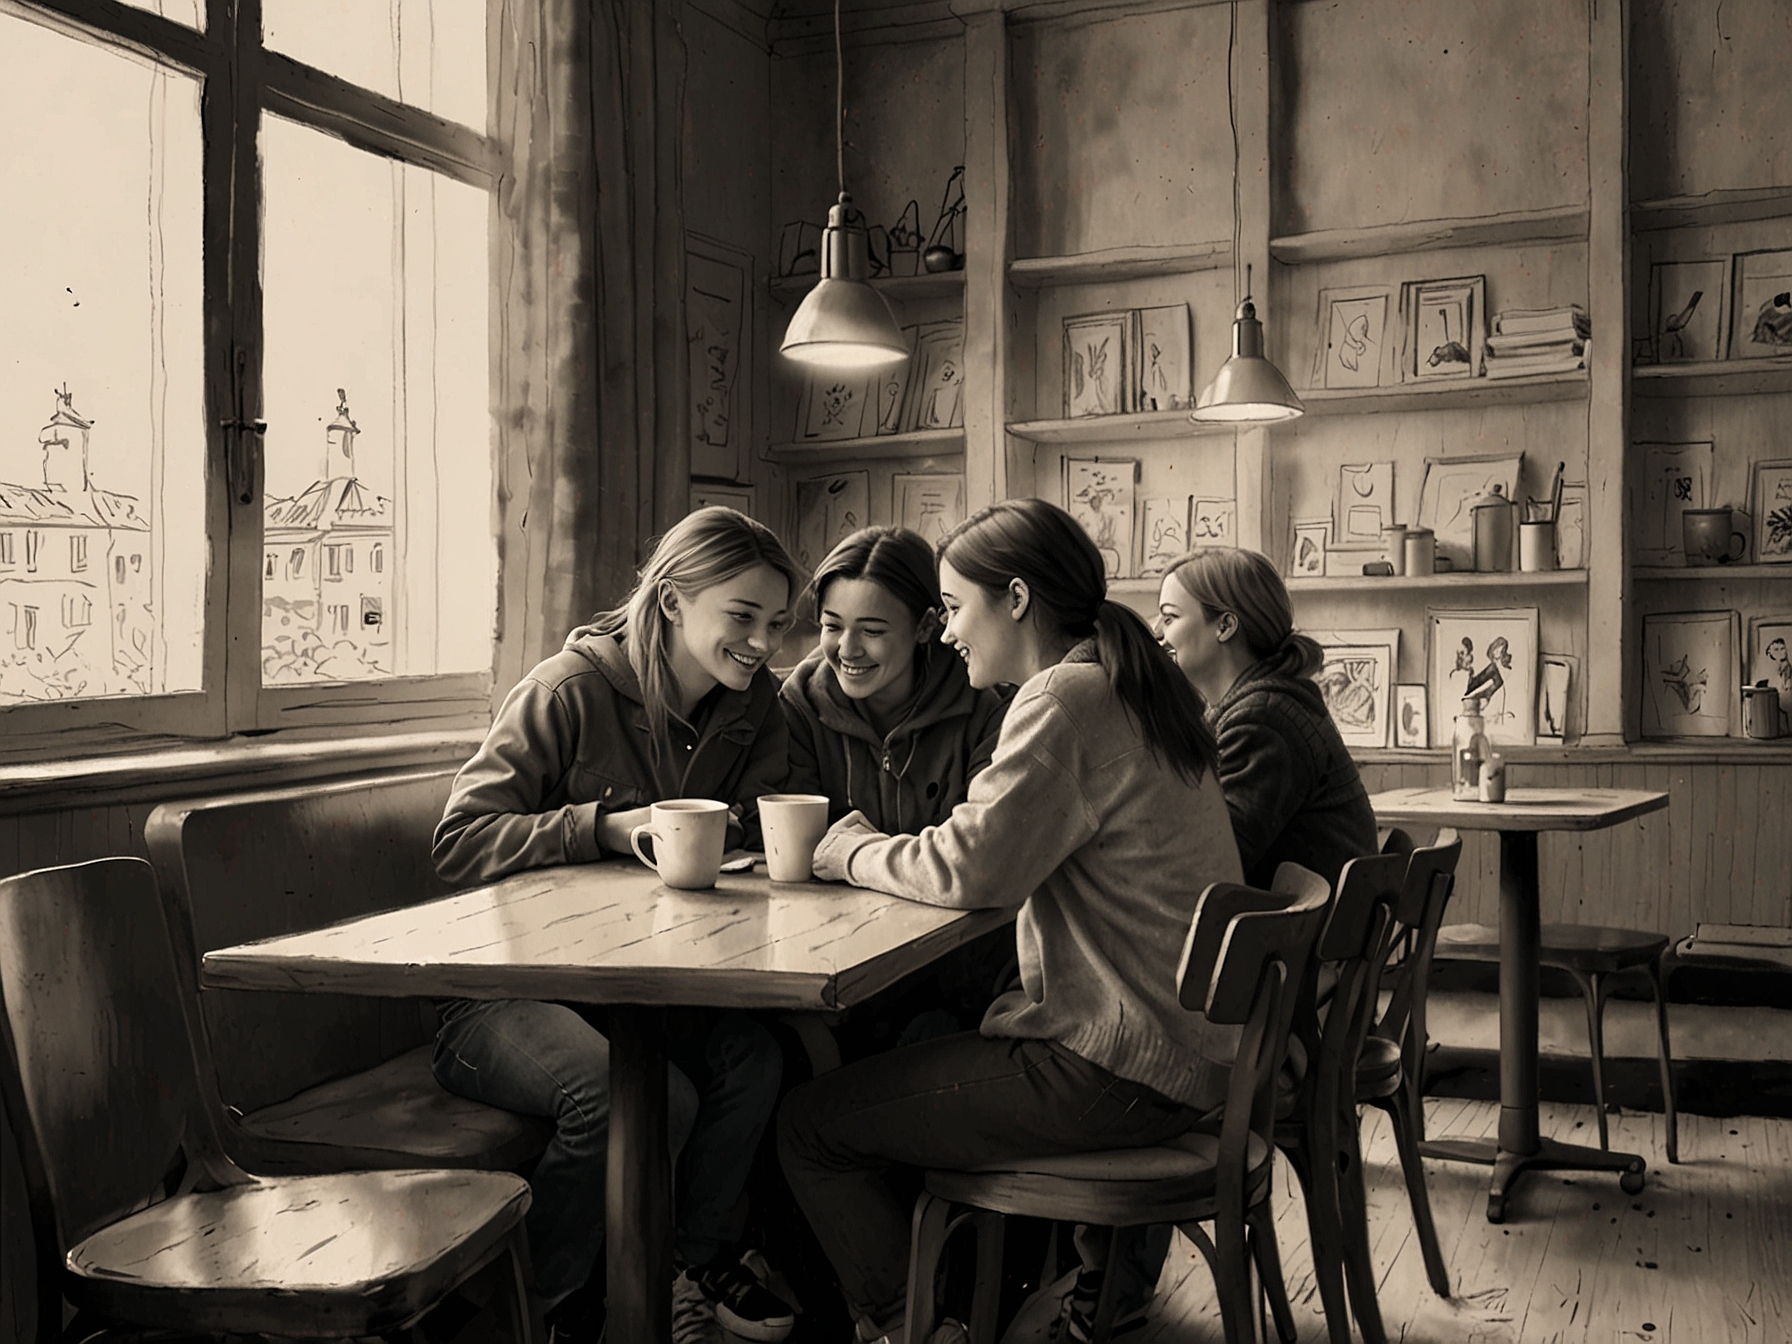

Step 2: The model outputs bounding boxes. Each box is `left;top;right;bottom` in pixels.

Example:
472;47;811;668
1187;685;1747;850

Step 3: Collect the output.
1470;484;1517;572
1743;682;1784;739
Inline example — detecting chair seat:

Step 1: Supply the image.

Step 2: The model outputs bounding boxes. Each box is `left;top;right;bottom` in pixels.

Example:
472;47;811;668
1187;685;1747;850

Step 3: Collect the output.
1353;1035;1403;1098
240;1045;552;1172
1436;922;1670;973
66;1170;530;1338
924;1130;1272;1226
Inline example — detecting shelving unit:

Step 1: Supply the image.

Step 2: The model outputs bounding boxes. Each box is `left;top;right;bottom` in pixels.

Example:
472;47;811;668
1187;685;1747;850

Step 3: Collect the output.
1296;372;1588;416
1268;205;1589;265
1006;411;1232;445
1007;241;1232;287
1631;359;1792;397
1286;570;1588;595
767;429;964;465
1634;564;1792;581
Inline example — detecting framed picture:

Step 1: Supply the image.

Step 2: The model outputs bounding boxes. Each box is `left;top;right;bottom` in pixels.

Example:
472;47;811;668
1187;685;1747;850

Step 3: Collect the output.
1537;653;1578;742
793;471;870;571
1416;453;1524;572
1139;496;1192;577
1290;519;1328;577
1393;684;1429;749
1313;285;1392;390
1191;497;1236;547
796;370;871;442
1135;304;1192;411
1641;610;1740;738
1062;456;1138;579
1307;628;1400;750
686;234;752;479
1554;482;1588;569
1648;258;1727;363
1428;607;1539;747
1063;312;1131;418
905;320;965;431
689;483;755;518
1730;249;1792;359
867;328;918;435
1753;459;1792;563
1748;615;1792;718
1634;441;1713;564
1400;275;1486;381
1335;461;1396;548
892;473;965;547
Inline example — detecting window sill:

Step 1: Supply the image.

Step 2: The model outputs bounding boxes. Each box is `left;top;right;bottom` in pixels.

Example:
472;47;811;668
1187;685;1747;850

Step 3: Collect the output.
0;727;485;817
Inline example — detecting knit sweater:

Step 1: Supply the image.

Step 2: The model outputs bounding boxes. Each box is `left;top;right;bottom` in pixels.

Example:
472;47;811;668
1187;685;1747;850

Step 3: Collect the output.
1211;659;1378;891
813;641;1245;1110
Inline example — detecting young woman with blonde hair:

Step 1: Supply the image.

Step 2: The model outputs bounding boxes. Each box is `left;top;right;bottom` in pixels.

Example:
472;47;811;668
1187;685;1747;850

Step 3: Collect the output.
433;506;804;1344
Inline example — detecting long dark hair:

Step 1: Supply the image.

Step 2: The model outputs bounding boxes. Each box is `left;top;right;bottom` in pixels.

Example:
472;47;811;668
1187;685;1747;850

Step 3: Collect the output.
938;498;1218;783
807;526;942;640
1164;547;1323;679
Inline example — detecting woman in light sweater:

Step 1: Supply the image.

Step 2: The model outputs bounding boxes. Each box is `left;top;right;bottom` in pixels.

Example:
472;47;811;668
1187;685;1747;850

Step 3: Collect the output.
777;498;1244;1344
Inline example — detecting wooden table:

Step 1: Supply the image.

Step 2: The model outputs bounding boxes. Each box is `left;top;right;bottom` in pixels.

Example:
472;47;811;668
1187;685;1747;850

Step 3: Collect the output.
201;859;1013;1344
1367;786;1670;1222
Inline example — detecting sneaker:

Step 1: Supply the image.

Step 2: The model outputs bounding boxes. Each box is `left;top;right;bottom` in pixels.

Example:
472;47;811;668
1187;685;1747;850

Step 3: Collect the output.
672;1268;722;1344
1048;1268;1147;1344
695;1256;797;1343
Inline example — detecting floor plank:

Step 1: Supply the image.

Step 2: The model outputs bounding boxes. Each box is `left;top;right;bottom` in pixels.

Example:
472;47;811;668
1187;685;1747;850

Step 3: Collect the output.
1138;1101;1792;1344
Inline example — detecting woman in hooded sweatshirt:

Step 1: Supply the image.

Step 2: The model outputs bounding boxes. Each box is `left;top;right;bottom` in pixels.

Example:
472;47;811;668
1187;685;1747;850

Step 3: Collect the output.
777;499;1243;1344
431;505;803;1344
780;527;1013;1047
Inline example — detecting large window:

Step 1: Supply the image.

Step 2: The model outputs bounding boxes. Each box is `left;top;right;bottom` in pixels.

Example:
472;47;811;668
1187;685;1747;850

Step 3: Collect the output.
1;0;500;741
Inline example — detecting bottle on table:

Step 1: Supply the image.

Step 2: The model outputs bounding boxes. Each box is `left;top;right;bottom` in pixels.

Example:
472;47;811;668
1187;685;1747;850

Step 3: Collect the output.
1452;695;1490;801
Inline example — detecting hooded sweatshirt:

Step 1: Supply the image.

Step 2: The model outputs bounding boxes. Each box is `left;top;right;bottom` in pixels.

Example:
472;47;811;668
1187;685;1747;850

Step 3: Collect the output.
780;644;1011;834
1211;656;1378;891
433;625;787;886
814;641;1245;1111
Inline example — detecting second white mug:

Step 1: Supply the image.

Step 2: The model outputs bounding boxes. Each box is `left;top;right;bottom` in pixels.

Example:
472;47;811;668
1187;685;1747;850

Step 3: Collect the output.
758;793;832;883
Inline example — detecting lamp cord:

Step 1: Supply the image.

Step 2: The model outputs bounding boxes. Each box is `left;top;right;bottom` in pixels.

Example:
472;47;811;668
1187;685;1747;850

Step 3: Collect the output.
835;0;845;197
1228;0;1241;306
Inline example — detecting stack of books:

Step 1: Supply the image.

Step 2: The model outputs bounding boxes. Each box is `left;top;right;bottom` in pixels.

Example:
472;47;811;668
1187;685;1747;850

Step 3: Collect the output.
1484;305;1591;379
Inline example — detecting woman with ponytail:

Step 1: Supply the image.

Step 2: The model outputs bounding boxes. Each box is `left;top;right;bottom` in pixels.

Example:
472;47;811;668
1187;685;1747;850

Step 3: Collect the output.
776;499;1243;1344
1158;546;1377;890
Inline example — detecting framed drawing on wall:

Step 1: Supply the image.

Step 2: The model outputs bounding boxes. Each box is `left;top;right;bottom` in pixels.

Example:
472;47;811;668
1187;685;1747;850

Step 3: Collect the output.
1648;258;1727;363
1635;441;1713;564
686;234;753;479
1537;653;1577;742
1400;274;1486;381
1730;249;1792;359
1335;460;1396;548
1393;684;1429;749
892;473;965;547
1140;496;1191;577
794;472;870;571
1290;519;1328;577
1754;459;1792;563
1312;285;1391;390
1428;607;1539;747
1062;456;1138;578
1306;628;1400;750
1135;304;1191;411
1641;610;1739;738
1191;497;1236;547
1748;614;1792;719
1063;312;1131;418
1416;452;1523;572
689;484;755;518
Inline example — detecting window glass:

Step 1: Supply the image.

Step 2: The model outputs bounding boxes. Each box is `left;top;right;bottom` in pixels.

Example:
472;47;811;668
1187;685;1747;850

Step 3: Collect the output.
262;0;486;131
0;15;205;703
117;0;204;30
260;114;495;685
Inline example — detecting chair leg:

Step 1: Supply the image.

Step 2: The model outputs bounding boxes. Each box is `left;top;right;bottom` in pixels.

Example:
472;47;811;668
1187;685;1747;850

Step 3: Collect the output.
1246;1200;1298;1344
496;1226;545;1344
1178;1216;1259;1344
1379;1088;1451;1298
1085;1225;1126;1344
968;1212;1006;1344
1648;955;1680;1164
905;1191;954;1344
1332;1111;1388;1344
1568;967;1610;1151
1280;1138;1350;1344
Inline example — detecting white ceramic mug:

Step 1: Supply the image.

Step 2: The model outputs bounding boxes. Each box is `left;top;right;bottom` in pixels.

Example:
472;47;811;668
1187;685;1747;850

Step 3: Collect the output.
630;799;730;890
1519;520;1556;572
757;793;832;883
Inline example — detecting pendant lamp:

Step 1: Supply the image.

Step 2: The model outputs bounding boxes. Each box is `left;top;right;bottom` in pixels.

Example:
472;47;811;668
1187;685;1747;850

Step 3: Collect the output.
779;0;908;369
1190;0;1303;424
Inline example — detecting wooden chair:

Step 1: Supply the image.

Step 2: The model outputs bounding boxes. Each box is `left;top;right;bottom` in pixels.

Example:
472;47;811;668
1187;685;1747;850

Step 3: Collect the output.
0;857;542;1344
1432;916;1679;1164
146;770;551;1173
902;864;1333;1344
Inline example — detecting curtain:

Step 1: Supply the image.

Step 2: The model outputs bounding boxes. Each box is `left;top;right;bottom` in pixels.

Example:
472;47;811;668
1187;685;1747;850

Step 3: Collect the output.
493;0;690;691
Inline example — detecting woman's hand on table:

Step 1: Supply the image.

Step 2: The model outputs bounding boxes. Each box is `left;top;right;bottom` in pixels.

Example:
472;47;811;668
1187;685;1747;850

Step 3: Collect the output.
597;805;656;857
811;810;885;883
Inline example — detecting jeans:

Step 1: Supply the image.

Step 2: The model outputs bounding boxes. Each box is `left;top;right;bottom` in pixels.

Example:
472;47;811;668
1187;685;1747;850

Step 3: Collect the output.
433;999;782;1308
777;1031;1199;1338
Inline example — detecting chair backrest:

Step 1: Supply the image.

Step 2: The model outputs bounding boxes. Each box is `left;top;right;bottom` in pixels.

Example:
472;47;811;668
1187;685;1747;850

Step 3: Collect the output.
0;858;232;1307
1176;861;1333;1012
1181;867;1331;1209
1373;829;1462;1071
145;769;458;1114
1306;852;1410;1108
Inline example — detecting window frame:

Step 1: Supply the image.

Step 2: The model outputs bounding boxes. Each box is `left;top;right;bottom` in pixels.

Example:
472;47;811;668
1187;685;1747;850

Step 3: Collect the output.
2;0;504;751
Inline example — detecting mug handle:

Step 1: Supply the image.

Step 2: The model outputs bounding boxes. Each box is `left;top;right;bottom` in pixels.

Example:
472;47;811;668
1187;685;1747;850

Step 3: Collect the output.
1726;531;1749;562
630;824;661;873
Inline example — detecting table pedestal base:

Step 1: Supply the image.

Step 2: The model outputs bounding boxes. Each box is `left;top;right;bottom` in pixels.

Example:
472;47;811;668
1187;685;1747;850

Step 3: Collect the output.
1418;1135;1646;1222
608;1007;671;1343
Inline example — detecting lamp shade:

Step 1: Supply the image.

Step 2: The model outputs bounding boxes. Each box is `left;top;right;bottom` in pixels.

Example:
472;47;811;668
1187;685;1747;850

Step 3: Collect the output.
1190;297;1305;423
780;195;909;369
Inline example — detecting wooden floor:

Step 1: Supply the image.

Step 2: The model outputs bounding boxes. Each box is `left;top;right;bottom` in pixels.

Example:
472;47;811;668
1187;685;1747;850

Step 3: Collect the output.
1142;1099;1792;1344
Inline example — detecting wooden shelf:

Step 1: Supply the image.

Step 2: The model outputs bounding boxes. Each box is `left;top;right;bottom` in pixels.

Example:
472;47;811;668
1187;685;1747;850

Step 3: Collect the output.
1352;741;1792;764
766;429;964;464
1287;570;1588;594
768;272;965;302
1269;205;1588;265
1295;371;1588;415
1007;241;1232;288
1005;410;1232;445
1631;185;1792;232
1632;358;1792;397
1635;563;1792;580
